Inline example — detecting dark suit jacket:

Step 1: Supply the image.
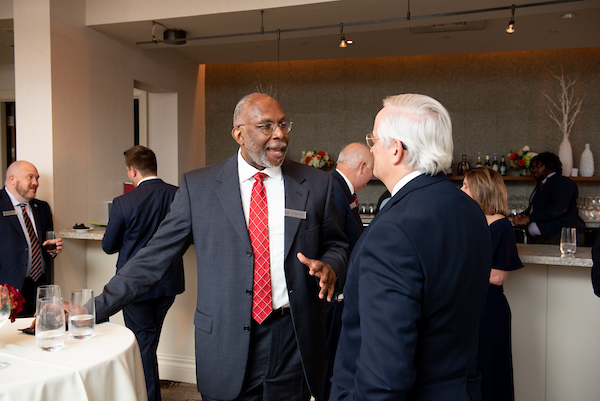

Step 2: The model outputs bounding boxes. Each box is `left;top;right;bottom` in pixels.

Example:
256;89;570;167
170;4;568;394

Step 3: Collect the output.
331;173;492;401
102;178;184;302
331;170;363;250
95;156;349;400
523;174;585;238
591;234;600;297
0;187;54;290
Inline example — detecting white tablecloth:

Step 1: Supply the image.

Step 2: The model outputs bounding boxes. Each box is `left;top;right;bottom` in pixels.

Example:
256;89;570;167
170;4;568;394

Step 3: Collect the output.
0;317;147;401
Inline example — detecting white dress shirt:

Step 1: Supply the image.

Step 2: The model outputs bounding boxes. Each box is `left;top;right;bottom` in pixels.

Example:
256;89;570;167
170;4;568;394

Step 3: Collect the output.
237;150;288;309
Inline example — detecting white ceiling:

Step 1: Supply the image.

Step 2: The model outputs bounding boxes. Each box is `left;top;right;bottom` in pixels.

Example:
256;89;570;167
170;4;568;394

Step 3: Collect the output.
1;0;600;65
87;0;600;64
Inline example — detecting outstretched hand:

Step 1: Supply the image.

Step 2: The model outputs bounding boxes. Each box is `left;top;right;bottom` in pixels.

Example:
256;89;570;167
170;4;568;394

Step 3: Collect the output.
297;252;337;302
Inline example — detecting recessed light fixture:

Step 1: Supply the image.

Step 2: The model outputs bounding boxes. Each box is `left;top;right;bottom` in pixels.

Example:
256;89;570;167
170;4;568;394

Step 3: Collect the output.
560;12;575;18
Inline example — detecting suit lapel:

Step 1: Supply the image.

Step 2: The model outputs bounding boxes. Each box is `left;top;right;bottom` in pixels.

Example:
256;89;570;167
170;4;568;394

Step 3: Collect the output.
282;162;308;260
215;156;252;250
1;188;28;240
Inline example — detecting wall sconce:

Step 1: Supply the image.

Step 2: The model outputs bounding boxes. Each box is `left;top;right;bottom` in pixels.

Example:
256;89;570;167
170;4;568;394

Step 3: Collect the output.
339;23;353;47
506;4;516;34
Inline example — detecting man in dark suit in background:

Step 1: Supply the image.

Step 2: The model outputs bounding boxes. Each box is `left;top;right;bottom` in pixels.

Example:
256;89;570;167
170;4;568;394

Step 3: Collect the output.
318;142;373;401
93;93;348;401
513;152;585;244
0;161;63;316
330;94;492;401
102;145;184;401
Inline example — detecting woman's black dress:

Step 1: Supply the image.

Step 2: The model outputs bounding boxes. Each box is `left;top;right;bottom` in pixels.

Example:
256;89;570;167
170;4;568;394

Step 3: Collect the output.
478;217;523;401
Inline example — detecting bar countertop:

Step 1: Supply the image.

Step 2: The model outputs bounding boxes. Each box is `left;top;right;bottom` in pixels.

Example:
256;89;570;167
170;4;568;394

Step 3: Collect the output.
517;243;592;268
58;228;105;241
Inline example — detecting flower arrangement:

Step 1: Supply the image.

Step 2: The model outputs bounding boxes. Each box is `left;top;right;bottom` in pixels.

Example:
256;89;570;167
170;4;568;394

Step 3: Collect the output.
301;150;334;169
509;146;538;172
1;284;25;323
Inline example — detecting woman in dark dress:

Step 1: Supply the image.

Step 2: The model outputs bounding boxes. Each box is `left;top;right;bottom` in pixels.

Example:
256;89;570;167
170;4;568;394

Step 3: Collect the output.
462;167;523;401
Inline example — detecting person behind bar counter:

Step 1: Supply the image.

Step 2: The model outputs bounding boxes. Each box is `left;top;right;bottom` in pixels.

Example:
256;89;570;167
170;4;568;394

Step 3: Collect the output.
462;167;523;401
512;152;585;244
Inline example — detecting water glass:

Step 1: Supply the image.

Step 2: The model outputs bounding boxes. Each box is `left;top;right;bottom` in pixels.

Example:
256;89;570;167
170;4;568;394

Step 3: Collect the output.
560;227;577;257
43;231;58;253
35;296;65;351
36;284;61;300
0;286;10;369
69;289;95;339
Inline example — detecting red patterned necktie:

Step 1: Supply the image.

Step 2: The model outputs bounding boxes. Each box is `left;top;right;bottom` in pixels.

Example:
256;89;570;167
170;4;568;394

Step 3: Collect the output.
20;203;42;281
249;172;272;323
353;194;359;213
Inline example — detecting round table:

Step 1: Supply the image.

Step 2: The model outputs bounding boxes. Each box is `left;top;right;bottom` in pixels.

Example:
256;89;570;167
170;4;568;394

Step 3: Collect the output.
0;317;147;401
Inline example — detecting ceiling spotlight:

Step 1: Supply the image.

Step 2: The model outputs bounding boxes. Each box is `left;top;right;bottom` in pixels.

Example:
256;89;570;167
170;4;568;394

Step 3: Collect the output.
560;12;575;18
506;4;516;34
339;23;352;48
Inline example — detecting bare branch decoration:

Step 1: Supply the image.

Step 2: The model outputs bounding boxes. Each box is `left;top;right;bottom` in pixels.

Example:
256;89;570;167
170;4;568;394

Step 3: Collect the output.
543;70;584;138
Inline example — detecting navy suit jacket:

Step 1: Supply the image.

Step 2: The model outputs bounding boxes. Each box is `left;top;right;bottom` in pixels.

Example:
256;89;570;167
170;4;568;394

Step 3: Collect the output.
0;188;54;291
523;174;585;238
102;178;184;302
331;170;363;251
95;156;349;400
331;174;492;401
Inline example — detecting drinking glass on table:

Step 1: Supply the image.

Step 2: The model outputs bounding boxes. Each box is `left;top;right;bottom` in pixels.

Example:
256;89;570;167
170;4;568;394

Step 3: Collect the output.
560;227;577;257
36;284;61;300
69;289;95;339
0;285;11;369
36;296;65;351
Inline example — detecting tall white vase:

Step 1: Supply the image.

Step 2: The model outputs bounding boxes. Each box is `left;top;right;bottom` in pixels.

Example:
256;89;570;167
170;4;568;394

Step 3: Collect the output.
580;143;594;177
558;134;573;176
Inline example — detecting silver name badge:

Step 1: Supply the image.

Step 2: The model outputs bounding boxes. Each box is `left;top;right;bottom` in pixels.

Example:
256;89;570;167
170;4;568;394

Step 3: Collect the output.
284;208;307;220
3;210;17;216
349;202;357;210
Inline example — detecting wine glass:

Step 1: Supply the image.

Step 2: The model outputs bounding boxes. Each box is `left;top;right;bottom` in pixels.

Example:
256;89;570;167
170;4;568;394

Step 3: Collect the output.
0;285;11;369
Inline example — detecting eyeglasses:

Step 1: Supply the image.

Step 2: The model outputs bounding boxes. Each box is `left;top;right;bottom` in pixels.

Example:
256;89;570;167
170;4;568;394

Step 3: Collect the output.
236;121;293;136
365;132;379;148
365;132;407;150
531;163;543;170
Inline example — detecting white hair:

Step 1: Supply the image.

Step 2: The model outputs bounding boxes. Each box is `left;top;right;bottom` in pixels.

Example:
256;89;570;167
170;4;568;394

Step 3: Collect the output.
337;143;373;169
378;94;453;175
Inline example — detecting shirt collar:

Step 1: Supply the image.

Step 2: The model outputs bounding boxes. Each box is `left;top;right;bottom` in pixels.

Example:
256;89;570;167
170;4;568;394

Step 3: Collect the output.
541;171;556;185
335;169;355;195
237;149;283;183
137;176;159;186
391;171;423;197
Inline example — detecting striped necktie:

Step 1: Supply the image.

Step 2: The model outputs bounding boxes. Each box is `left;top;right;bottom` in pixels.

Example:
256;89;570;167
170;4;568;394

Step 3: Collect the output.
20;203;42;281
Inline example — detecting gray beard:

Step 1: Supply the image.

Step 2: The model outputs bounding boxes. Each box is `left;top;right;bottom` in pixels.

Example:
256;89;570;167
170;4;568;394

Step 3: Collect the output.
245;140;286;168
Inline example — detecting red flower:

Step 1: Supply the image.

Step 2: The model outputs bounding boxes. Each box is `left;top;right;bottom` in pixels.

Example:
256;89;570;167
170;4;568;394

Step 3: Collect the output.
305;156;311;164
509;153;518;160
517;159;526;167
318;151;326;157
2;284;25;323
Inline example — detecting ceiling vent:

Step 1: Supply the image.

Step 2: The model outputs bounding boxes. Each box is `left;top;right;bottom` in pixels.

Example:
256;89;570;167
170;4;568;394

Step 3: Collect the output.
410;21;487;34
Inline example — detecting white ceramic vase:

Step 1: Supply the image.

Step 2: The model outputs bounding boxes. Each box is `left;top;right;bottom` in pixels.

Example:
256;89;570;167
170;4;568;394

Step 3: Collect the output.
580;143;594;177
558;134;573;177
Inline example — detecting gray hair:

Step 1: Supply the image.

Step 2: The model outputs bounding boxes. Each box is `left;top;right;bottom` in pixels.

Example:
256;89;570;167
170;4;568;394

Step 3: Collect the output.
233;92;266;127
378;94;453;175
337;142;373;169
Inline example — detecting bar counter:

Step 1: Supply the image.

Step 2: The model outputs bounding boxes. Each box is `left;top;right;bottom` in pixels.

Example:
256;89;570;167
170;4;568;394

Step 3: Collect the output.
504;244;598;401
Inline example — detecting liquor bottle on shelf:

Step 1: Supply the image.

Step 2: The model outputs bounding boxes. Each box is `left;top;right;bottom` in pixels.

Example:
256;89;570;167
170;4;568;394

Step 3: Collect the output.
457;155;471;175
492;154;499;172
484;154;491;167
500;155;507;176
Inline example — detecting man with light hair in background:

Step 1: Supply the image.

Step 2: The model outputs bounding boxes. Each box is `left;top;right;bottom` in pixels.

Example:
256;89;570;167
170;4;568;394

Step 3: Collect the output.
330;94;493;401
319;142;373;401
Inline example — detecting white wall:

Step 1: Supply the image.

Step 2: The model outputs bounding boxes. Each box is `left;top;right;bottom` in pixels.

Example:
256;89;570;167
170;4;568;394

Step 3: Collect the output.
12;0;205;384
